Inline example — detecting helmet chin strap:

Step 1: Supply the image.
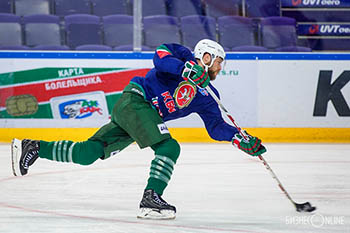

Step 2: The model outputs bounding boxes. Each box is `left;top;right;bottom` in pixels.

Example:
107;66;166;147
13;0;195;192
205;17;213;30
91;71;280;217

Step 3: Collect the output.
200;54;215;72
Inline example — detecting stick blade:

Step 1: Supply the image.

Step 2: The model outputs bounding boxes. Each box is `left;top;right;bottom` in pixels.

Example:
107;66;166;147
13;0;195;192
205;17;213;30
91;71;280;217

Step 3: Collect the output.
295;202;316;212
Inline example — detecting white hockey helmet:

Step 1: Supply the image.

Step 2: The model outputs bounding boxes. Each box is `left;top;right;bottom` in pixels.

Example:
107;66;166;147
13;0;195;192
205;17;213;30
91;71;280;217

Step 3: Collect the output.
194;39;226;70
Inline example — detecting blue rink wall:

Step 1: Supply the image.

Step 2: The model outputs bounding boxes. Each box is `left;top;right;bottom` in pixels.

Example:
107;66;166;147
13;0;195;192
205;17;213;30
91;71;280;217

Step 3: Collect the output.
0;51;349;143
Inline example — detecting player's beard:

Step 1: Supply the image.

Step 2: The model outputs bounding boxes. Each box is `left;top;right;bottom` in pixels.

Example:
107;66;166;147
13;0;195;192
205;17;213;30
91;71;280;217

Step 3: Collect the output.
208;68;219;81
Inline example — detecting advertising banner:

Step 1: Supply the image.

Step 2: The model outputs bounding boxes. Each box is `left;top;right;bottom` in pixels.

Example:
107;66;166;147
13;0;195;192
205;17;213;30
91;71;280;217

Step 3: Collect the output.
298;23;350;37
0;65;150;122
50;91;109;120
0;52;349;130
281;0;350;8
258;60;350;127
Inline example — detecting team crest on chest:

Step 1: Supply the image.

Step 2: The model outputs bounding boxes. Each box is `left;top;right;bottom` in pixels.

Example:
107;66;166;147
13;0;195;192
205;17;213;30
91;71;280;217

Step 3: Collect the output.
173;81;197;109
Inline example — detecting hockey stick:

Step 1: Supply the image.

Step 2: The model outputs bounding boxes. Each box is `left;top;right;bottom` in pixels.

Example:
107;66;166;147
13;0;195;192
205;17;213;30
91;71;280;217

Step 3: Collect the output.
205;85;316;213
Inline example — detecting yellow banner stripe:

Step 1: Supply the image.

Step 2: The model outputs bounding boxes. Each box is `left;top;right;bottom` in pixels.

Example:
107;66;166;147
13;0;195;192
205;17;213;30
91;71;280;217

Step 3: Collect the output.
0;128;349;143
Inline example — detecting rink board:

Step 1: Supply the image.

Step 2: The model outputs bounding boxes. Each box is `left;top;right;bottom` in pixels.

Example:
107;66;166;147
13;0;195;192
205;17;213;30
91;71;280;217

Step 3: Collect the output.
1;127;349;143
0;52;349;142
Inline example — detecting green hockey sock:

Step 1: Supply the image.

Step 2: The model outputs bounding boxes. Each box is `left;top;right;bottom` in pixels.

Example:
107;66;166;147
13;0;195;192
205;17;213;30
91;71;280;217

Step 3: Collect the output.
146;138;180;195
39;140;104;165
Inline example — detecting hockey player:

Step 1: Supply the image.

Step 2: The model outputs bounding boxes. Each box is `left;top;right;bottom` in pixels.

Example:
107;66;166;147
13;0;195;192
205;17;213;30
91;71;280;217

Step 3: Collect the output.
11;39;266;219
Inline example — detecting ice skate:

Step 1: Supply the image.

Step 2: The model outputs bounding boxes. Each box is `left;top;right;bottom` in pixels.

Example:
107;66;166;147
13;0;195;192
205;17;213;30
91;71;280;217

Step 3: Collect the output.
11;138;40;176
137;189;176;220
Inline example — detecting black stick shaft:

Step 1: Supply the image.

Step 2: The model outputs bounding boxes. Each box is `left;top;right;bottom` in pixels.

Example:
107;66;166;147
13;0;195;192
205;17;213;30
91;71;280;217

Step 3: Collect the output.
205;85;297;207
257;155;297;206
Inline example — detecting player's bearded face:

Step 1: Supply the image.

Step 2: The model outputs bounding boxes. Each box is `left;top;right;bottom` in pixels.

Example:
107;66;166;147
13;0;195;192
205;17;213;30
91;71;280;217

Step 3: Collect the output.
208;57;223;81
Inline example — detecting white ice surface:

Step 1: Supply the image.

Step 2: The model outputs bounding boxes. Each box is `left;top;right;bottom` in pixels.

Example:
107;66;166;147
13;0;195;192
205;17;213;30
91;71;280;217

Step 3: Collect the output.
0;143;349;233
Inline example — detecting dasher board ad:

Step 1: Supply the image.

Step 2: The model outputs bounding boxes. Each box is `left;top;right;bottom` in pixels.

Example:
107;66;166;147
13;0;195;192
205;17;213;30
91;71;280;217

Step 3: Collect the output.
0;58;151;126
0;52;349;128
257;60;349;127
50;91;109;120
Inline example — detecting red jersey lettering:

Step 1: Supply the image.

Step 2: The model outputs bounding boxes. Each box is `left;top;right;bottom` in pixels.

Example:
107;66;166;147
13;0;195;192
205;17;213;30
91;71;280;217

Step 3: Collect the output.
161;91;177;113
161;91;173;102
165;100;176;113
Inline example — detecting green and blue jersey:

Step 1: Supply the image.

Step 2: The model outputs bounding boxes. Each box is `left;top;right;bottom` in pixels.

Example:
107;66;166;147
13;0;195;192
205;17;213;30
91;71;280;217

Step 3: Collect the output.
131;43;238;141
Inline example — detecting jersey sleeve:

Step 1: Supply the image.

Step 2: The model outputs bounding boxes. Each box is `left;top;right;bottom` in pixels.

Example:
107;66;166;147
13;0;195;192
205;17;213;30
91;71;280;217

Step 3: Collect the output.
197;86;239;142
153;44;195;77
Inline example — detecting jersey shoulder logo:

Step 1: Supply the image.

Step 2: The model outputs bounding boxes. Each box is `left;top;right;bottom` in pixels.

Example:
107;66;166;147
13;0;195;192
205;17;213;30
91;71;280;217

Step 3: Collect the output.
173;81;197;109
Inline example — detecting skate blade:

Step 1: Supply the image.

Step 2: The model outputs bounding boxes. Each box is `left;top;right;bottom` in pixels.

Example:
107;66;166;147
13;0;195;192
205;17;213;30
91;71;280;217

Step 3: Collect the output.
137;208;176;220
11;138;22;176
